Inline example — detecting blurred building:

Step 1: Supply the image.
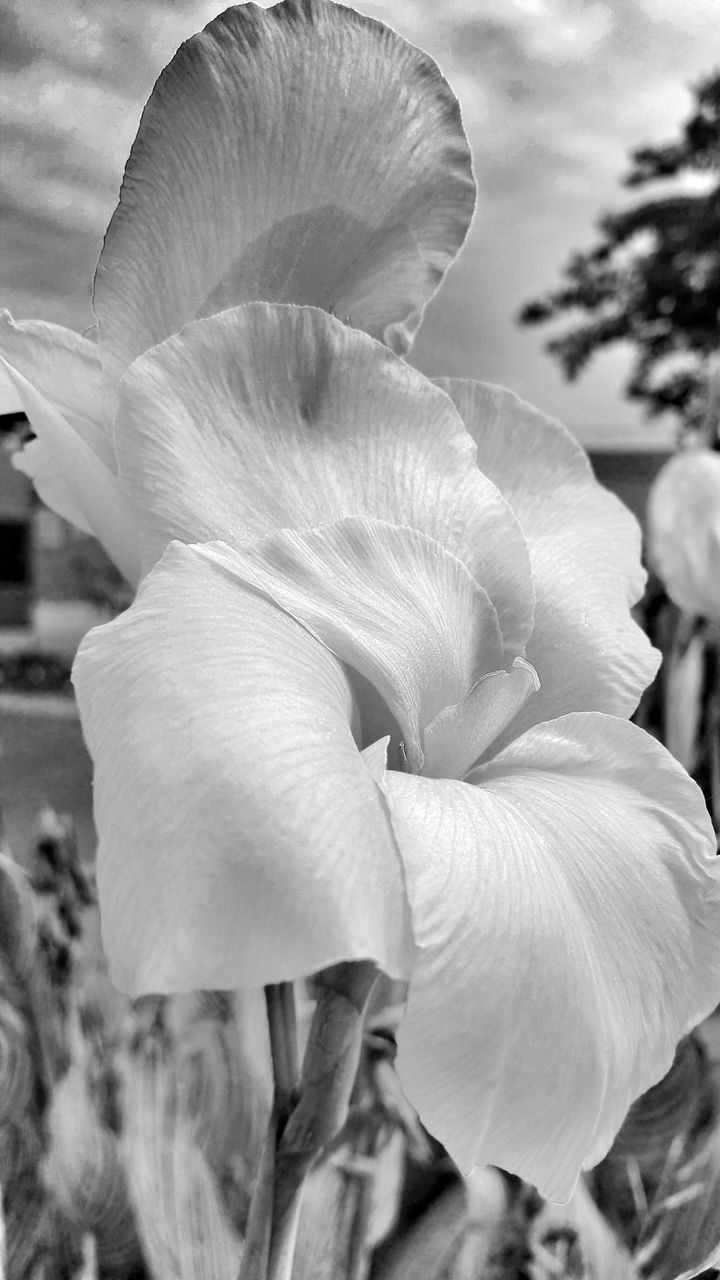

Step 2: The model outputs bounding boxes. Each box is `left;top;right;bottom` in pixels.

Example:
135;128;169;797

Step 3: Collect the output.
1;410;673;655
0;414;32;627
1;413;125;655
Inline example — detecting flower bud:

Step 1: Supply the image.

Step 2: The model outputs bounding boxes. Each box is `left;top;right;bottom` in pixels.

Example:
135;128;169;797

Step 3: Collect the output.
647;449;720;620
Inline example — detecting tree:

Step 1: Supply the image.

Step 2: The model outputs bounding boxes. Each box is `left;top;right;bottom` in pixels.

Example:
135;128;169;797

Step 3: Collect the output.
519;72;720;433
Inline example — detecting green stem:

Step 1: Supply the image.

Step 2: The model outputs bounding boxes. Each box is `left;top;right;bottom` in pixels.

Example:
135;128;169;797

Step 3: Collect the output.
267;963;379;1280
241;968;378;1280
346;1127;376;1280
265;982;300;1122
239;983;300;1280
237;1117;275;1280
265;1158;307;1280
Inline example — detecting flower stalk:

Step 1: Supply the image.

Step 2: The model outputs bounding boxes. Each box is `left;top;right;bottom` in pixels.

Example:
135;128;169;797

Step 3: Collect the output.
241;965;379;1280
264;983;300;1124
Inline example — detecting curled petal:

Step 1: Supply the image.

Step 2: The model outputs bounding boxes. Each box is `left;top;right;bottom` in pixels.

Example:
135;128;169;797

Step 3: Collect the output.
378;714;720;1200
647;449;720;621
198;520;505;774
72;540;413;996
13;439;93;535
117;304;533;650
437;378;659;739
2;360;140;584
422;658;539;780
0;310;126;545
93;0;476;386
0;310;110;452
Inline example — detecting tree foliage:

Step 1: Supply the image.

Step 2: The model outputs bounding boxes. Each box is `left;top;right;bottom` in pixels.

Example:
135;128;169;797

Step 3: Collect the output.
519;72;720;430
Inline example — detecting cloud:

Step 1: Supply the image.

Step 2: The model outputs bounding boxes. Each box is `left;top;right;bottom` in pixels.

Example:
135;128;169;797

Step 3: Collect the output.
0;0;713;436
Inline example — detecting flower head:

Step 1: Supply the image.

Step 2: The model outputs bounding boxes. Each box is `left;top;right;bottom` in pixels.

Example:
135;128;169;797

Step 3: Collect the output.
5;0;720;1205
73;299;720;1200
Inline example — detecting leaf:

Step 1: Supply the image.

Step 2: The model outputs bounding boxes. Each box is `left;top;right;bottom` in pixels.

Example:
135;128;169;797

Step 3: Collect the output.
43;1007;143;1275
528;1178;638;1279
0;851;37;983
291;1129;406;1280
119;1021;243;1280
371;1169;510;1280
592;1027;720;1280
634;1126;720;1279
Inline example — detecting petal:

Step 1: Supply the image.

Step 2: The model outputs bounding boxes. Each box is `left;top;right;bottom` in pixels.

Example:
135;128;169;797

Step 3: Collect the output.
0;310;111;454
647;450;720;621
72;540;413;996
2;360;141;586
117;303;533;651
437;379;659;738
13;438;94;535
422;657;540;781
0;309;120;540
378;713;720;1200
93;0;475;387
197;519;505;774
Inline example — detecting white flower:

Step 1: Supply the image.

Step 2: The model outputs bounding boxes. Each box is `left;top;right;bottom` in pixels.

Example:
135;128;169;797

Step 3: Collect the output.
647;448;720;620
5;0;720;1206
73;303;720;1201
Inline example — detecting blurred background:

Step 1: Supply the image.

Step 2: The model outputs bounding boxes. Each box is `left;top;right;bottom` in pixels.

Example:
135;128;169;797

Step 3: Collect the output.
1;0;718;857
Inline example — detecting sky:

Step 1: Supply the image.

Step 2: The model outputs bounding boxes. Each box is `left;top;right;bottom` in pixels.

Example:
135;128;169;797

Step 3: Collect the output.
1;0;717;445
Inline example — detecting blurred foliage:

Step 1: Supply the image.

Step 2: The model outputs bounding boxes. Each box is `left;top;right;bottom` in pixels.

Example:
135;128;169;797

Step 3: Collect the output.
2;809;720;1278
519;72;720;432
68;544;133;616
634;582;720;834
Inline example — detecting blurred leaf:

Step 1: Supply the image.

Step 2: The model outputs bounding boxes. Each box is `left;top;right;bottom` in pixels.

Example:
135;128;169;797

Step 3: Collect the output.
371;1168;510;1280
292;1129;405;1279
43;1007;143;1275
592;1029;720;1279
665;630;706;772
0;851;37;982
635;1125;720;1279
0;846;70;1277
120;1024;242;1280
528;1178;638;1279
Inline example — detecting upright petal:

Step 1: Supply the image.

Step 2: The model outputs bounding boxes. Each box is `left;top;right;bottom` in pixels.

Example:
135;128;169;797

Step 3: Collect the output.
116;304;533;651
647;449;720;621
72;540;413;996
197;519;506;774
378;714;720;1200
2;361;141;585
93;0;476;387
437;379;658;740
